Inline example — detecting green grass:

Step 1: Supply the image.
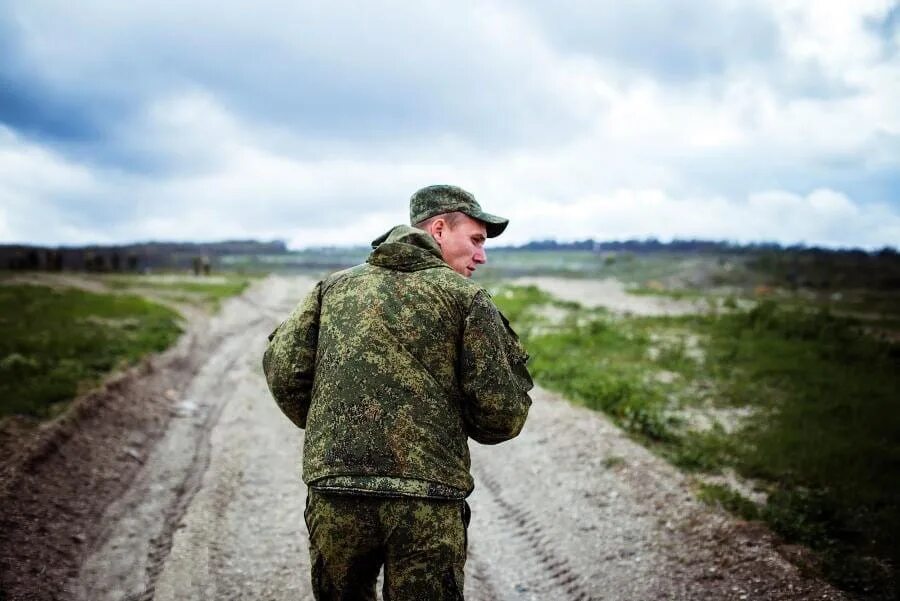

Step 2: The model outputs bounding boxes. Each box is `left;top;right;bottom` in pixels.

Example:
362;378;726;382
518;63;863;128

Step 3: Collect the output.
699;303;899;596
493;285;899;598
697;483;760;521
492;285;678;442
102;274;253;311
487;284;559;323
0;284;182;419
627;286;707;300
602;455;626;469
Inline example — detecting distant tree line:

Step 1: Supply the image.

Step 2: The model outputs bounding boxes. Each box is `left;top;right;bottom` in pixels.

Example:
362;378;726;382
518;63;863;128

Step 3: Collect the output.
4;238;897;290
507;237;897;256
505;238;899;290
0;240;288;272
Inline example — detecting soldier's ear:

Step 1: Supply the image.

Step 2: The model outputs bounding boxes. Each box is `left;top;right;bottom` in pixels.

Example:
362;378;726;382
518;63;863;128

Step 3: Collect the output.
431;218;447;244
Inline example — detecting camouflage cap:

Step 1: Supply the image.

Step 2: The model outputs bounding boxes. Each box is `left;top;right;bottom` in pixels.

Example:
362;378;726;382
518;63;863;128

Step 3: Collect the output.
410;185;509;238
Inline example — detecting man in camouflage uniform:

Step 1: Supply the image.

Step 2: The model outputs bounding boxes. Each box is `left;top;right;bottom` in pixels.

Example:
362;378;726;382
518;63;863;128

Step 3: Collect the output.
263;185;533;600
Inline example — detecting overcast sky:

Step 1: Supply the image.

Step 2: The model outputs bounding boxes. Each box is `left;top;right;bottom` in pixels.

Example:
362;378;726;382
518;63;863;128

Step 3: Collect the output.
1;0;898;249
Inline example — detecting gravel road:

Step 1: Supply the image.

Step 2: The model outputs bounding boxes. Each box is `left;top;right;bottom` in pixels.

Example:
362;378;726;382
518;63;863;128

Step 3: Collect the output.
2;275;848;600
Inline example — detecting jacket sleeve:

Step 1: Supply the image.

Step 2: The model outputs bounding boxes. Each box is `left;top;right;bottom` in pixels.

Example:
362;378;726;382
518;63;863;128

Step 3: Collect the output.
262;281;322;429
460;290;534;444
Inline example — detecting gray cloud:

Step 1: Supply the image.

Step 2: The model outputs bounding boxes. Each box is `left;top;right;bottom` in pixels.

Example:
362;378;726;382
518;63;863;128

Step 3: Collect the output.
516;0;867;101
1;0;597;168
0;0;897;248
516;0;781;79
867;2;900;46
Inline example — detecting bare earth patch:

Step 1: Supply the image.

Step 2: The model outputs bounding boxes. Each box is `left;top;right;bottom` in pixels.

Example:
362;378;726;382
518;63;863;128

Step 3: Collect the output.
512;276;707;316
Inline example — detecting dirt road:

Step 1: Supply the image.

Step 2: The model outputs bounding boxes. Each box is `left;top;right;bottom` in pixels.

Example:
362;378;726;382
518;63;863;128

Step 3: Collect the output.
1;276;846;600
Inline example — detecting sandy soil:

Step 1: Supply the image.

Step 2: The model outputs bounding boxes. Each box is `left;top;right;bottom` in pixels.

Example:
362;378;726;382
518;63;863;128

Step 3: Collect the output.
0;275;849;600
511;276;706;316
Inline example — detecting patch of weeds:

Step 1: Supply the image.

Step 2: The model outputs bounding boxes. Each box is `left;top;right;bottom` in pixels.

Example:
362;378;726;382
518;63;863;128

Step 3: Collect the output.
489;284;557;325
653;337;698;375
628;286;704;300
763;487;895;598
667;427;736;473
697;483;760;521
160;279;250;300
602;455;626;469
619;404;679;442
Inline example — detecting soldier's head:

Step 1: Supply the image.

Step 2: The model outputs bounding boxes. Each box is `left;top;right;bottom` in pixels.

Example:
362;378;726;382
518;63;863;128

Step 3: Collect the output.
410;185;508;278
416;211;487;278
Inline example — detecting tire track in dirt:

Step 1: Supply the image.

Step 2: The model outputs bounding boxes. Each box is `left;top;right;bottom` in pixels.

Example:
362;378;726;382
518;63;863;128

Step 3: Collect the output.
119;351;245;601
75;276;314;601
139;276;315;601
468;467;596;601
149;389;312;597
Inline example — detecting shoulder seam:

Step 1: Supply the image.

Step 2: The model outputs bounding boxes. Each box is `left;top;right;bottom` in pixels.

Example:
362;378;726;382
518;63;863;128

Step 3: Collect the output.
321;264;369;296
466;287;492;315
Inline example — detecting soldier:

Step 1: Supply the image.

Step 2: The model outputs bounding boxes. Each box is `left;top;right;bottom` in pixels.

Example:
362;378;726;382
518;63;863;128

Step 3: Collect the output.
263;184;533;600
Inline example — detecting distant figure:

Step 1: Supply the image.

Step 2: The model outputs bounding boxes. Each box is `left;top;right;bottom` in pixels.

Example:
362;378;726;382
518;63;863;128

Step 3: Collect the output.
192;255;211;276
264;185;533;600
26;250;39;270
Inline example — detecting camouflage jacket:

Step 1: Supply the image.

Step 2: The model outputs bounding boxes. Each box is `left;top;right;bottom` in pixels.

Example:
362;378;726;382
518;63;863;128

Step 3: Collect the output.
263;225;533;499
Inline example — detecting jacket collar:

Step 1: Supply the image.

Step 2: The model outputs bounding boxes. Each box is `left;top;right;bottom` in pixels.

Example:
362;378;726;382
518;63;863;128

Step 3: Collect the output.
367;225;449;272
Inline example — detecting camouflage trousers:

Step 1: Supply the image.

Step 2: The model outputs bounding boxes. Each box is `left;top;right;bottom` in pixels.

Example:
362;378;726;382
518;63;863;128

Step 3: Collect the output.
304;489;470;601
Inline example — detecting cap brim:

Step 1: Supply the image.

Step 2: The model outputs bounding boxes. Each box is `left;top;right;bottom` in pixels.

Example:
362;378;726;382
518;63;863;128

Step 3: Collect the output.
466;210;508;238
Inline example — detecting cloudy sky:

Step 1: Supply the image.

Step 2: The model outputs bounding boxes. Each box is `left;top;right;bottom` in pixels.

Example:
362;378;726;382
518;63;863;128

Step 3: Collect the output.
1;0;898;249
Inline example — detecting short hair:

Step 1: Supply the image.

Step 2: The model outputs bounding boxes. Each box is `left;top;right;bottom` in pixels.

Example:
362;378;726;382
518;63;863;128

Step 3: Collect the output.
414;211;466;231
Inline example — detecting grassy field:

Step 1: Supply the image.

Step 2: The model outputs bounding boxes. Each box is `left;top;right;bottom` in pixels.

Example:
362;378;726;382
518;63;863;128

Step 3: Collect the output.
0;272;257;420
101;273;256;312
492;284;899;599
0;284;182;419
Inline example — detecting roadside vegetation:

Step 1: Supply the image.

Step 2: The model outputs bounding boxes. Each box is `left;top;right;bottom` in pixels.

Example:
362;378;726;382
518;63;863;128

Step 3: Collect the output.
0;284;181;419
492;284;899;600
102;273;255;312
0;272;256;421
